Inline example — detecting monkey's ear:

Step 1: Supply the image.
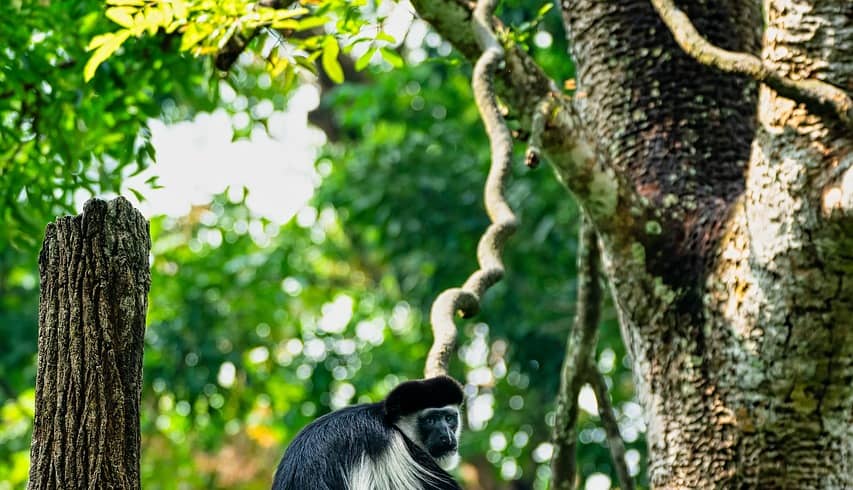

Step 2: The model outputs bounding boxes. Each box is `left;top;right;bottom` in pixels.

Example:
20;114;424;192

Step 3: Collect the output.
384;376;464;422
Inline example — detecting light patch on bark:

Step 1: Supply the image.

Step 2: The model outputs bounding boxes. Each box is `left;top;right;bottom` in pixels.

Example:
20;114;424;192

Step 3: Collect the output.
586;164;618;217
822;156;853;217
559;0;852;486
693;2;853;485
547;119;621;223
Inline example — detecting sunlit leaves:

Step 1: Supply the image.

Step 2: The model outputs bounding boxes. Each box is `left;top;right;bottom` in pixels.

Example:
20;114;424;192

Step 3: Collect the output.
321;36;343;83
268;6;311;28
83;30;130;81
374;31;395;44
0;0;212;248
379;47;403;68
85;0;394;85
180;21;214;51
105;6;136;27
345;31;397;73
354;47;375;71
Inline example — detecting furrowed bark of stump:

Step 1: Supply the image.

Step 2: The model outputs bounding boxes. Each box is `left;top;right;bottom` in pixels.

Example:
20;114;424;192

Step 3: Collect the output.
27;197;150;490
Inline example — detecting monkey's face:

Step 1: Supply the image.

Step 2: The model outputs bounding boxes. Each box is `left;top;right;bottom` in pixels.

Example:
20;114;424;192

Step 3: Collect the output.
416;407;460;458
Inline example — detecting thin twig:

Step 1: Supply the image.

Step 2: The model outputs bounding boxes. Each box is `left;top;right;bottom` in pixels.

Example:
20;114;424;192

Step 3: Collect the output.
525;96;554;169
589;368;634;490
424;0;518;378
550;215;602;490
650;0;853;130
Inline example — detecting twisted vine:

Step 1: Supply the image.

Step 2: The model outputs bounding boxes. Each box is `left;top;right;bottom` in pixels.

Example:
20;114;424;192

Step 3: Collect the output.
550;217;602;490
589;367;633;490
524;96;554;169
651;0;853;130
550;217;635;490
418;3;635;489
424;0;518;378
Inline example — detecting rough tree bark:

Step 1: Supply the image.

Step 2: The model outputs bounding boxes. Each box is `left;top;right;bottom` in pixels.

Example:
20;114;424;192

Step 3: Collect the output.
411;0;852;487
561;1;853;487
28;197;150;490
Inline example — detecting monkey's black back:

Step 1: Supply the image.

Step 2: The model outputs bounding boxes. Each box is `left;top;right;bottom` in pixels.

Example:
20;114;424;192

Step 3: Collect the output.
272;402;460;490
272;404;386;489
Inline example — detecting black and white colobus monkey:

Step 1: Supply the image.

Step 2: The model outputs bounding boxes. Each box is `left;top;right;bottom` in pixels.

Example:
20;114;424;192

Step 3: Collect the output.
272;376;464;490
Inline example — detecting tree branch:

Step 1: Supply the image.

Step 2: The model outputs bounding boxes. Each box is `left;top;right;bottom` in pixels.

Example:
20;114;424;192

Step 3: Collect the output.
550;216;602;490
589;368;634;490
424;0;518;378
524;96;554;169
410;0;590;169
413;0;648;247
650;0;853;129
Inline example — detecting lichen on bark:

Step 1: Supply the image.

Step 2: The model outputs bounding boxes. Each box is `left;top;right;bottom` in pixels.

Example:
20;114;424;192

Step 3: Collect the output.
558;0;853;486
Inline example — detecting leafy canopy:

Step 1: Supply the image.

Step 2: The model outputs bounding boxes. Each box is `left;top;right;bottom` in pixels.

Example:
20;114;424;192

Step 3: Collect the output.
86;0;404;84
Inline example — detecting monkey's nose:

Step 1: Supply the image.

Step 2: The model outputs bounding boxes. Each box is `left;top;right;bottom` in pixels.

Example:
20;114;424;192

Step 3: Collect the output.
439;434;451;445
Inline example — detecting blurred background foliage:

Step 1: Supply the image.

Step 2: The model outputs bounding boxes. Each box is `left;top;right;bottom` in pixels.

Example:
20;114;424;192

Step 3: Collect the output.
0;0;646;488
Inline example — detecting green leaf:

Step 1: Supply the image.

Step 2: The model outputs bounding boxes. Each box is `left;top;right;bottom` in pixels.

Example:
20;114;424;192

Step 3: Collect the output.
83;31;131;82
171;0;188;19
345;37;373;51
355;47;375;71
293;55;318;75
375;31;395;44
537;3;553;17
180;23;213;51
128;187;145;202
105;6;136;28
271;19;299;29
143;7;166;35
86;33;114;51
268;7;309;20
145;175;163;189
295;16;327;31
379;47;403;68
321;36;344;84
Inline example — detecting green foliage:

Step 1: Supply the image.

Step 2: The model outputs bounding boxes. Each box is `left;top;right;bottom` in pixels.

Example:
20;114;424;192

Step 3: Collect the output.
500;0;575;87
85;0;400;86
0;0;214;250
0;246;38;490
321;35;344;83
502;2;552;47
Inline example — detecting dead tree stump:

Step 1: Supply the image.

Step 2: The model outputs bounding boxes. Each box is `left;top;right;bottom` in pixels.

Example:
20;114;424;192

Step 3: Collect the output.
28;197;150;490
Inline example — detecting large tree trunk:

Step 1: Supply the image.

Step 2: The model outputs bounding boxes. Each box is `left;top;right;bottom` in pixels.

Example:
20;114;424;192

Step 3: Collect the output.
28;197;150;490
559;0;853;487
411;0;851;486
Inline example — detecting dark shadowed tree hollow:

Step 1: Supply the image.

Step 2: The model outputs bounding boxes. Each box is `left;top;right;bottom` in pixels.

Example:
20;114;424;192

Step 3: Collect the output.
27;197;150;490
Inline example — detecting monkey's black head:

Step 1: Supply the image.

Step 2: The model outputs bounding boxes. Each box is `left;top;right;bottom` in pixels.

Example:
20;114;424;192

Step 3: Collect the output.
384;376;464;468
383;375;464;423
